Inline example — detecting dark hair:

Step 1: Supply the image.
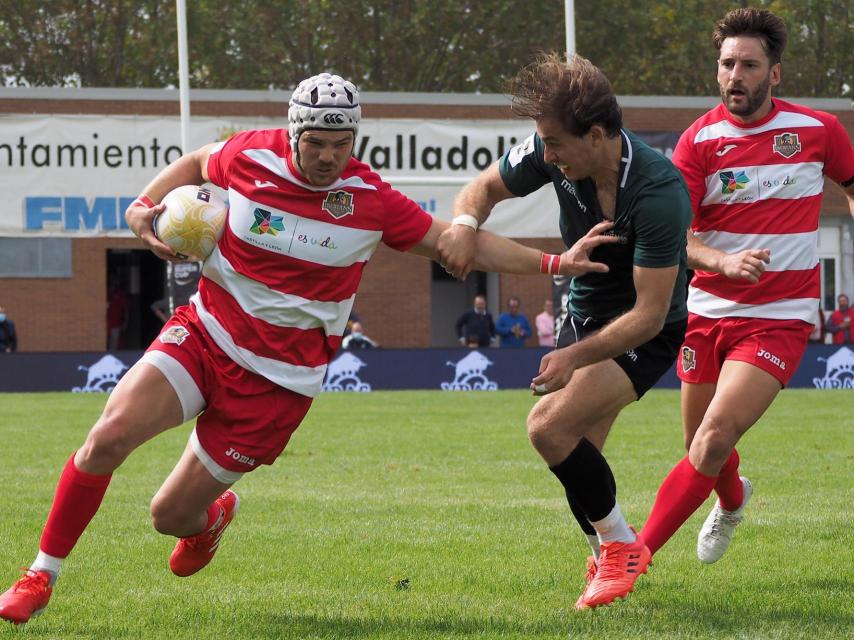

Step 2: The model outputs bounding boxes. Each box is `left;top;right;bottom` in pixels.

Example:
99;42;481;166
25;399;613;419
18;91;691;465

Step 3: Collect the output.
507;52;622;138
713;8;787;65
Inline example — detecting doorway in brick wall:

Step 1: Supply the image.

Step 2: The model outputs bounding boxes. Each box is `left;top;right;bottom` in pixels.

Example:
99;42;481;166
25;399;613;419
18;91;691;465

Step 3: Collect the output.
430;263;499;347
106;249;166;351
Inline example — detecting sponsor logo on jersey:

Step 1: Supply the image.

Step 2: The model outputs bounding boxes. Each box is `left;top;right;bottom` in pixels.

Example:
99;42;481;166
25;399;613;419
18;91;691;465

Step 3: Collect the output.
558;178;589;213
772;132;801;159
715;144;738;157
250;207;285;235
603;229;629;244
719;170;750;194
681;346;696;372
322;190;354;218
295;233;339;250
761;175;797;188
254;179;277;189
159;325;190;345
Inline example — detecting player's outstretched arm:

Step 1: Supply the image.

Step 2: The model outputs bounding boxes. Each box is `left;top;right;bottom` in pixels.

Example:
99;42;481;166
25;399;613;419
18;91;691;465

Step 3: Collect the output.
687;230;770;284
413;219;619;277
125;143;218;262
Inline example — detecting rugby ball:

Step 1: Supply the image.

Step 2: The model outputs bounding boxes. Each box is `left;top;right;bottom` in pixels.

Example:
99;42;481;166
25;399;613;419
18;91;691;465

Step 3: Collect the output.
155;185;227;261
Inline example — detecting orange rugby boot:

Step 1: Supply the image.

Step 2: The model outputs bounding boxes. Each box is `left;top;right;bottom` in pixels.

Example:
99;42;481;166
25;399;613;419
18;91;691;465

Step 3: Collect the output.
576;534;650;609
574;555;598;609
0;569;53;625
169;490;240;577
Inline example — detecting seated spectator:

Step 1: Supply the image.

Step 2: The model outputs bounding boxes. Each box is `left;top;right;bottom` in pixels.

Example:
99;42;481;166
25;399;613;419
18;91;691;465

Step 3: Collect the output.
496;296;532;348
341;321;378;349
455;294;495;348
0;305;17;353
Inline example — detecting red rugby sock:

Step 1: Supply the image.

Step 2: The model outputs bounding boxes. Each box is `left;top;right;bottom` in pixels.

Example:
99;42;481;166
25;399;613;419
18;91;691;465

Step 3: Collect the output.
39;453;112;558
640;456;717;555
714;449;743;511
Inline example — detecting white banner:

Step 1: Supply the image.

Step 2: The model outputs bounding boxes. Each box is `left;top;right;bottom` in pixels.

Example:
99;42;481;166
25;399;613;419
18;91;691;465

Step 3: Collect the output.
0;114;563;238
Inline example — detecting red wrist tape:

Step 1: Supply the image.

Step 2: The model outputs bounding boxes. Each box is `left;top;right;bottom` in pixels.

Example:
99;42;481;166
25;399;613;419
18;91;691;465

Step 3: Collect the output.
540;253;561;275
132;195;155;208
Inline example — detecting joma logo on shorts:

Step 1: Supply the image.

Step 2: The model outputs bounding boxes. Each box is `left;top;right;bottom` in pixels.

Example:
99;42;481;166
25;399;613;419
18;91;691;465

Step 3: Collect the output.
757;348;786;370
224;447;256;466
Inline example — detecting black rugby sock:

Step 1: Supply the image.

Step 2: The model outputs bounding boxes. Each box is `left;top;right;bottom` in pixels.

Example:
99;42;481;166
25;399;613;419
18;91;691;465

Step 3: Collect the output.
549;437;617;523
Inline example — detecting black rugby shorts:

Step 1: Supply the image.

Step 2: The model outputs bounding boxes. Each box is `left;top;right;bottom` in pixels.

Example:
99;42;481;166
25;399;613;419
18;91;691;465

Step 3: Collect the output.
556;313;687;398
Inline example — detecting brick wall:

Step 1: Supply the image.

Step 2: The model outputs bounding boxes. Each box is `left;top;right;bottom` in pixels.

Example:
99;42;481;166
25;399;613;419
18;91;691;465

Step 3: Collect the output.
1;237;141;352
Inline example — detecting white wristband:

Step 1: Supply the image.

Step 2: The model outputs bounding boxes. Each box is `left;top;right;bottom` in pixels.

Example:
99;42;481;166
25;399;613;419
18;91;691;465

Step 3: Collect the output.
452;214;479;231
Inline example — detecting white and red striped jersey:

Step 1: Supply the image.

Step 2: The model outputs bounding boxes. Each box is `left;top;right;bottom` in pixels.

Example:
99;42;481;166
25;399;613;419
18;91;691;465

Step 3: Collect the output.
673;99;854;323
196;129;433;398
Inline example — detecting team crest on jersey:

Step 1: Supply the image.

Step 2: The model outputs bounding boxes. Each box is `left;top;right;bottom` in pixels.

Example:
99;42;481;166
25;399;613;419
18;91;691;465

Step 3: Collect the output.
719;170;750;194
772;132;801;158
681;346;697;372
159;326;190;346
322;190;354;218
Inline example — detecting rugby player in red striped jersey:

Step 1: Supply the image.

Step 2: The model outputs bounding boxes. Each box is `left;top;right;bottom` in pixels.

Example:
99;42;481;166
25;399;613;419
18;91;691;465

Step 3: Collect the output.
637;7;854;578
0;72;618;625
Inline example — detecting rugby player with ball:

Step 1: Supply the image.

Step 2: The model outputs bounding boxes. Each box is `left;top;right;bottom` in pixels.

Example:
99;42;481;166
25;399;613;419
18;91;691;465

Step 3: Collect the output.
0;72;619;625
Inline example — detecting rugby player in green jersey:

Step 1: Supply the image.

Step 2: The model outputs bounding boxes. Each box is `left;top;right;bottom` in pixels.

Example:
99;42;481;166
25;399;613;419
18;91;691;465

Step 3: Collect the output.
437;53;692;609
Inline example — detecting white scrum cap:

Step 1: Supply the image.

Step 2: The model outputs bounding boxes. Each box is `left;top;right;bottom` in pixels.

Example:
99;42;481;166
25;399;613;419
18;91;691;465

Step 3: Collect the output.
288;72;361;149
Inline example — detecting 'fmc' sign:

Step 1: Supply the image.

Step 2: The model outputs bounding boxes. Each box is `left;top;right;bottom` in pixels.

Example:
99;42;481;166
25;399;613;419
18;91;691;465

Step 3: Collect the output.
26;196;135;231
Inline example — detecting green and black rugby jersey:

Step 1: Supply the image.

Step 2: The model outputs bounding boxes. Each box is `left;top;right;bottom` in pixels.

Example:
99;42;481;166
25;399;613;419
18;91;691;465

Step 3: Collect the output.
499;129;690;324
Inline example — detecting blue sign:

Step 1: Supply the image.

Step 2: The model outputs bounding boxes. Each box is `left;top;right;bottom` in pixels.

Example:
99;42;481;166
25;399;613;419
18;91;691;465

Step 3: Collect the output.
0;345;851;393
26;196;135;231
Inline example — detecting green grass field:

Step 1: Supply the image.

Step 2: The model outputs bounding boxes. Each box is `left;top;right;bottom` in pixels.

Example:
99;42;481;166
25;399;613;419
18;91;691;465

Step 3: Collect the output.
0;390;851;639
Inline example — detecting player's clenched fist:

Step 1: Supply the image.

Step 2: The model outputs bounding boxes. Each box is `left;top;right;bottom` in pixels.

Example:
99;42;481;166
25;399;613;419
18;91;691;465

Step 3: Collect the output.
436;224;478;280
718;248;771;284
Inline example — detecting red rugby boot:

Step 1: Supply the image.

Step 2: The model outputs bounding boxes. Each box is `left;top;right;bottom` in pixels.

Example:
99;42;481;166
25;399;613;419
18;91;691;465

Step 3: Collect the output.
169;490;240;577
0;569;53;624
574;555;598;609
577;534;650;609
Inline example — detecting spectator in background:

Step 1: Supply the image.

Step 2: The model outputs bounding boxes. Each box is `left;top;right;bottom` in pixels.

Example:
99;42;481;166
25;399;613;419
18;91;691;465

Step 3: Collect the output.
0;306;17;353
535;298;556;347
455;294;495;348
341;321;378;349
808;305;826;343
343;311;361;338
828;294;853;344
496;296;532;348
106;280;130;351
